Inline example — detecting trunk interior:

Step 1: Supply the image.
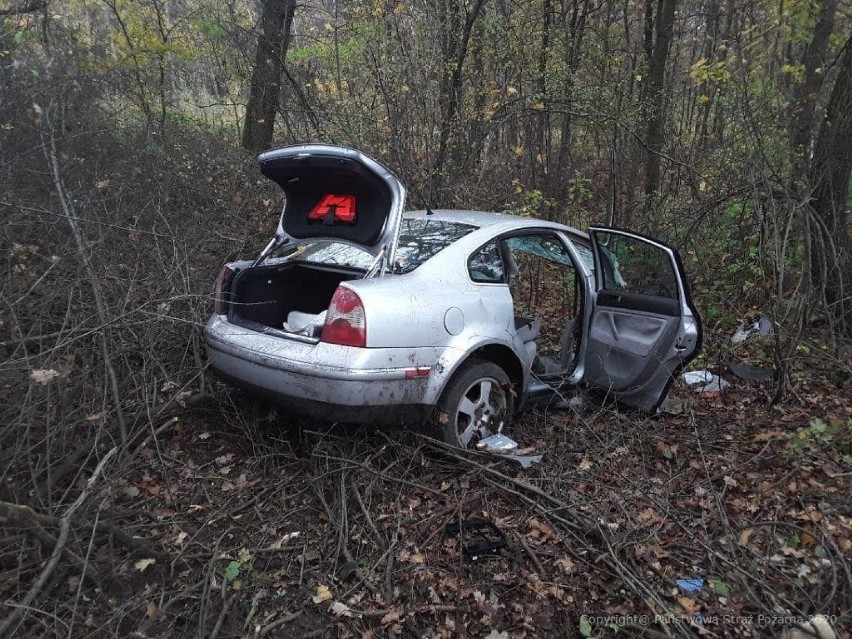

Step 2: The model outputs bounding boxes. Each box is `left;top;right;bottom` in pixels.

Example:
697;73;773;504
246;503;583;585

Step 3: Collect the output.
229;262;362;334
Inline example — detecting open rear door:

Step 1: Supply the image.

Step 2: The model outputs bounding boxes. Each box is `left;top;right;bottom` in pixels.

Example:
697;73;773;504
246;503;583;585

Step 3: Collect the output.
583;228;702;412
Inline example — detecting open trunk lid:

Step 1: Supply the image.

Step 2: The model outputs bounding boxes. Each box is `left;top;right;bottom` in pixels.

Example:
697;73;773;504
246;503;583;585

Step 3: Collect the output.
258;144;407;261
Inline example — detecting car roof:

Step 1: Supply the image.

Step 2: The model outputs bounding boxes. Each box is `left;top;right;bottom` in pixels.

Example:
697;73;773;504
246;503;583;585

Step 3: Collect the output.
402;208;588;240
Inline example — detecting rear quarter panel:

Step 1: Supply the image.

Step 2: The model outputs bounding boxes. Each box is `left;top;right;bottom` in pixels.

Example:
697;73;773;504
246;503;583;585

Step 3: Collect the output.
348;248;519;405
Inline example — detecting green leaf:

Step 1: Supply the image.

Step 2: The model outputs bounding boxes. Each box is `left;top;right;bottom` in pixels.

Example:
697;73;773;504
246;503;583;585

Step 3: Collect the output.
579;617;593;637
224;560;241;582
787;534;800;549
712;579;730;596
14;31;25;44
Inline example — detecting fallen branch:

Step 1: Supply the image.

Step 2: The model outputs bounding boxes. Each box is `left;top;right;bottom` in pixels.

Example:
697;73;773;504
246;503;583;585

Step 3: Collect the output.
0;501;160;558
0;447;117;637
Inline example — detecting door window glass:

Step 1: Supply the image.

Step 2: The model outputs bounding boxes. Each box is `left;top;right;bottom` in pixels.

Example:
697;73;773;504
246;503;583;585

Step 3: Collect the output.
468;240;505;283
594;232;679;300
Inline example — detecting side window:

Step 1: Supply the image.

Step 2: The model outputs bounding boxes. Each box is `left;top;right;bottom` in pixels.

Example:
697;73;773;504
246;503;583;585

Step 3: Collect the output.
594;231;678;300
468;240;505;283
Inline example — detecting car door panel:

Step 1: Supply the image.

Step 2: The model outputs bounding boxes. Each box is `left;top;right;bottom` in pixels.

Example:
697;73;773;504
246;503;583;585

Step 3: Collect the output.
584;228;701;412
589;309;673;358
596;290;680;316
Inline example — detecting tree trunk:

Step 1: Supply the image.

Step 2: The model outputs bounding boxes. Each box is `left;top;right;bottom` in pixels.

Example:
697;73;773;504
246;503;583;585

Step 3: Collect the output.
642;0;678;207
242;0;296;154
433;0;486;197
788;0;837;171
809;37;852;339
556;0;588;190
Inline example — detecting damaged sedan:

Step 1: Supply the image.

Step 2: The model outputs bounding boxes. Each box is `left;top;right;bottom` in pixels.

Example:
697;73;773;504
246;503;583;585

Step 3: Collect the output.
205;144;702;448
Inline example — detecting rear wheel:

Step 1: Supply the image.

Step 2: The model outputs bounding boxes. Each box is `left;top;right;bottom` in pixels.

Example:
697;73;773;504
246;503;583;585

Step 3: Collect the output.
436;359;514;449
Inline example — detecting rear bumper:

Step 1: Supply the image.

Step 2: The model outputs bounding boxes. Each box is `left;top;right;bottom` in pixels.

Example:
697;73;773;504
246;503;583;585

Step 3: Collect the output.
204;315;445;426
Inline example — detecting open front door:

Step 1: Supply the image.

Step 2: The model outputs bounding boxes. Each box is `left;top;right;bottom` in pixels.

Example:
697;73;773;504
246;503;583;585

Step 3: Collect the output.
583;228;702;412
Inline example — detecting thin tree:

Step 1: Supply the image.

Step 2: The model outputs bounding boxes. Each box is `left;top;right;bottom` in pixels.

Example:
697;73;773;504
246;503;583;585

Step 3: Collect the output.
242;0;297;154
642;0;678;210
809;36;852;339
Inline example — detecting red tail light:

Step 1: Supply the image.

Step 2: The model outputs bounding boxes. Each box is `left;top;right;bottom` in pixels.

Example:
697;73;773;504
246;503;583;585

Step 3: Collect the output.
321;287;366;347
214;265;236;314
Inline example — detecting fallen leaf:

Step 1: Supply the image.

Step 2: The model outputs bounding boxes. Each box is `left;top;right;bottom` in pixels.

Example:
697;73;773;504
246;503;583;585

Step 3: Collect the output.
527;517;556;540
330;601;358;617
637;508;662;525
555;556;575;574
31;369;60;384
313;584;332;603
135;558;156;572
800;532;816;546
145;601;157;618
381;609;403;624
677;596;698;614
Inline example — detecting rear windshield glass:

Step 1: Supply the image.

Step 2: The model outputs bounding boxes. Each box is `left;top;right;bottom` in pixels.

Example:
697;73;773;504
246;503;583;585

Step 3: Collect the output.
394;218;477;273
281;218;477;273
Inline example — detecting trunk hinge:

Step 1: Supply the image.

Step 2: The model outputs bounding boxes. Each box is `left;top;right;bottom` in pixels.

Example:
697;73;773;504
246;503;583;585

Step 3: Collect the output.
251;237;282;268
365;246;387;278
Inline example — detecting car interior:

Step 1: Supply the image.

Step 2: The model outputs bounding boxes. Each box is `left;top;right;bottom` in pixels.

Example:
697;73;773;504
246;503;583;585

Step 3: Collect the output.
499;234;583;377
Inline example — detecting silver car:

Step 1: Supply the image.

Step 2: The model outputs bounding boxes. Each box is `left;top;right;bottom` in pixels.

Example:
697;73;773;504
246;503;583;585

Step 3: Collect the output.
205;145;702;447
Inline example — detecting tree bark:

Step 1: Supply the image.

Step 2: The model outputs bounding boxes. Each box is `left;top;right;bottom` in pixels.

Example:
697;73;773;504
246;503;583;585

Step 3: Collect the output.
788;0;838;170
432;0;486;197
809;37;852;338
642;0;678;206
242;0;296;154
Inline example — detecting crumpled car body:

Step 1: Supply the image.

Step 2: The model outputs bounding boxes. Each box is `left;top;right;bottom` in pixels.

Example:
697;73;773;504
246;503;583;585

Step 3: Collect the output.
205;144;702;447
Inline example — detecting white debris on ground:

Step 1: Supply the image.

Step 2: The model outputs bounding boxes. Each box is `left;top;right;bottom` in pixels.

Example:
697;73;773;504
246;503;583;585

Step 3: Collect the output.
682;370;731;393
477;434;543;468
731;314;773;344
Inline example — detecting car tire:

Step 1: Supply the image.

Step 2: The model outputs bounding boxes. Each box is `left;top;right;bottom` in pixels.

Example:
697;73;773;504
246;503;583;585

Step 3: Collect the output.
436;359;515;449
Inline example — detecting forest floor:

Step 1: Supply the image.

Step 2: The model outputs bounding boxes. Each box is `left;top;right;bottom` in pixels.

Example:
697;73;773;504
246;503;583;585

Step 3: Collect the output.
37;351;848;639
1;128;849;638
